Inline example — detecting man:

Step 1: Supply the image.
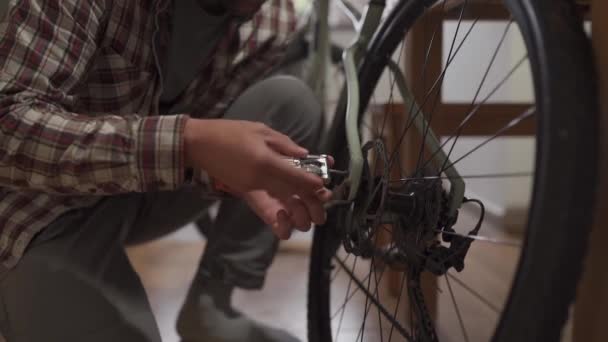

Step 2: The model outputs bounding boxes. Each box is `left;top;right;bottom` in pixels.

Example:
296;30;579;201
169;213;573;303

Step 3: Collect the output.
0;0;330;341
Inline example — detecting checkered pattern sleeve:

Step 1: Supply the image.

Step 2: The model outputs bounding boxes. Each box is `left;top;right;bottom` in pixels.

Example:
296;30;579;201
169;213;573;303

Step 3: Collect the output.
0;0;189;194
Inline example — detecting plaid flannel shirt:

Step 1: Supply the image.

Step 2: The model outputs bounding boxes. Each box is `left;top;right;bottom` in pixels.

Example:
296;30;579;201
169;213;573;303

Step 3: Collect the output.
0;0;297;273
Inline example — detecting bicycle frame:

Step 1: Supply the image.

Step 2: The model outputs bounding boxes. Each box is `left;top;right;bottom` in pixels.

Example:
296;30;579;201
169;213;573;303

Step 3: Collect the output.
304;0;465;219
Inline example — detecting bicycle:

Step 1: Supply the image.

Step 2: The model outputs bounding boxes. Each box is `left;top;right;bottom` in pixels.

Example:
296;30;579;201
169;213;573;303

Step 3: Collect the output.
289;0;599;341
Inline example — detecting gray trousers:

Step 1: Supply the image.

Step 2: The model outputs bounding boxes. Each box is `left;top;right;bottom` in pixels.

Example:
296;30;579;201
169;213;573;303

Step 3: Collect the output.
0;76;321;342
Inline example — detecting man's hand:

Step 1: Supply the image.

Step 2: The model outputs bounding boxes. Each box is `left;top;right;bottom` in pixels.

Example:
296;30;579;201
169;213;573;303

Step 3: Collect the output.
184;118;332;237
184;118;323;196
242;189;332;240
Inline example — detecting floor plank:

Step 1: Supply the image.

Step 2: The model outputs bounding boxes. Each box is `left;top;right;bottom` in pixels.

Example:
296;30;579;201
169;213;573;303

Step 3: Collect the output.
127;229;313;342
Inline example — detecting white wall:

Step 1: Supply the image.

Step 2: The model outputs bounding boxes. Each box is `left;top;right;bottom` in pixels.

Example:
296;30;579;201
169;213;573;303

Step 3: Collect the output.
359;19;537;215
441;21;535;213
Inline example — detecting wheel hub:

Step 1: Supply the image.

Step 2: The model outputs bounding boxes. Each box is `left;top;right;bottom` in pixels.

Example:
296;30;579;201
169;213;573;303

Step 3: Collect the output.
339;140;448;268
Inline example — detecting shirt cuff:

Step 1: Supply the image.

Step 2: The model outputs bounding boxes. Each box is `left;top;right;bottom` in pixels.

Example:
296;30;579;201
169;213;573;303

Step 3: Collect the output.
135;114;228;197
135;114;190;192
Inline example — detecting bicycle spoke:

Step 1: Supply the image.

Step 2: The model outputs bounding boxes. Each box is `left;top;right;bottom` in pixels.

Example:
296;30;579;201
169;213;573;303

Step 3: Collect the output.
335;256;359;341
440;19;515;173
354;263;386;342
365;235;388;342
448;272;501;314
434;229;522;247
415;0;470;172
376;1;449;182
334;257;414;341
332;253;352;283
419;0;448;82
331;261;389;320
388;271;408;341
443;106;535;171
370;94;385;138
394;0;452;178
389;171;533;182
373;257;385;342
445;274;471;342
357;246;378;342
380;40;409;179
418;53;529;172
387;16;480;173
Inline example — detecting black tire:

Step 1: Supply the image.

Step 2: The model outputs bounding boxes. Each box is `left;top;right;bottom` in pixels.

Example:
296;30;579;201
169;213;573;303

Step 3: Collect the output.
308;0;598;341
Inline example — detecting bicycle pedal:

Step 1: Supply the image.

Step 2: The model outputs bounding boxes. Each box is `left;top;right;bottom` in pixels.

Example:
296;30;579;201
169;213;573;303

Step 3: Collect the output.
284;155;331;184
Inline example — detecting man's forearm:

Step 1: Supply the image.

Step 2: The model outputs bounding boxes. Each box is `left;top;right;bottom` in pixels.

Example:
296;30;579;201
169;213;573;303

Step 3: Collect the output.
0;90;191;195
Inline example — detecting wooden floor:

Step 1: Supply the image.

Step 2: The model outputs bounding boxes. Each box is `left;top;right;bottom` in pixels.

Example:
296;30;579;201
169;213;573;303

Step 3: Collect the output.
127;227;312;342
127;211;573;342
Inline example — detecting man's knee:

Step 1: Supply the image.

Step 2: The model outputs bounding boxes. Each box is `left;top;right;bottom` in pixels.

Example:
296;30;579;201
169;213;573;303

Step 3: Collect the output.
260;76;322;148
226;76;322;150
260;76;320;115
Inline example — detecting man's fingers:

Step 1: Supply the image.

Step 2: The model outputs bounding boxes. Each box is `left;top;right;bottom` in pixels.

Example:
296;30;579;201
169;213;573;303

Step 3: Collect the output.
298;193;326;226
263;177;304;203
265;158;328;226
316;188;333;202
266;131;308;158
286;196;312;231
273;209;293;240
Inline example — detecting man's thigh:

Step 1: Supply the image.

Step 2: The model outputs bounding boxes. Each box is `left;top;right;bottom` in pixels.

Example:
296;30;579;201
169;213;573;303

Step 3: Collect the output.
0;188;212;341
127;188;213;245
0;196;161;342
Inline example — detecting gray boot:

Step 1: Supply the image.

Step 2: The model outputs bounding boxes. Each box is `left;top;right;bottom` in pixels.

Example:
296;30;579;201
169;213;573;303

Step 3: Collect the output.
177;275;301;342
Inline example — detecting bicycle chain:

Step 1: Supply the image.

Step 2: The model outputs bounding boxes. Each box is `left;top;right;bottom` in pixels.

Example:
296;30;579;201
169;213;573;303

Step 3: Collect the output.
409;270;439;342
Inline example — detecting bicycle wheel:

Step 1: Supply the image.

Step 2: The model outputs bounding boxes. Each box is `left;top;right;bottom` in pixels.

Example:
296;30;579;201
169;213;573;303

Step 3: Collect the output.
308;0;597;341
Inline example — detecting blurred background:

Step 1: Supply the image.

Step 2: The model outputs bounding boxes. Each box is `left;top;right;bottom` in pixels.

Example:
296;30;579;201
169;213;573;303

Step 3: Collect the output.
116;2;593;341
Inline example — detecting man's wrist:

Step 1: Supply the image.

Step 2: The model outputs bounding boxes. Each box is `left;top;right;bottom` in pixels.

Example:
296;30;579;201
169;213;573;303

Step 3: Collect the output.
183;117;204;169
183;118;224;193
